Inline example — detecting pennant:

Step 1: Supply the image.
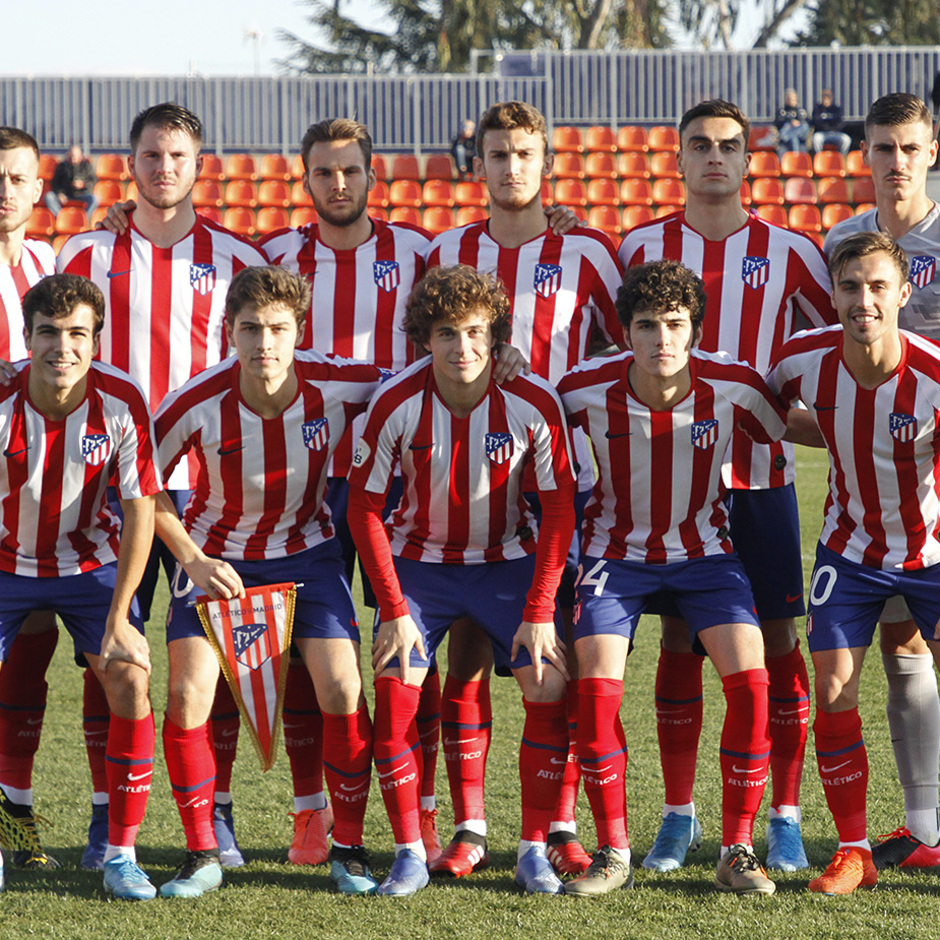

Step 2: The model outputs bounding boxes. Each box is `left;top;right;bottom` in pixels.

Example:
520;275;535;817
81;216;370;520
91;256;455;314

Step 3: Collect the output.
197;582;296;771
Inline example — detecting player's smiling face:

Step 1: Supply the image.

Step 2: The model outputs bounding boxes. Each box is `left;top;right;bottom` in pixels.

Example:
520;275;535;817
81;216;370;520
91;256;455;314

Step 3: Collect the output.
425;309;494;391
0;146;43;236
227;302;303;386
625;306;699;380
832;250;911;347
678;116;750;200
862;120;938;204
476;128;550;211
25;305;99;399
303;139;375;228
129;125;201;211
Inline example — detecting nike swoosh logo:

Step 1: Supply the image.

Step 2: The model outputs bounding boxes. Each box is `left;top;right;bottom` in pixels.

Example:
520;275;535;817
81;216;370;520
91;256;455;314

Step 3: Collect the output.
3;447;27;457
605;431;631;439
731;765;761;774
25;718;43;725
550;757;568;765
377;765;405;779
128;771;153;781
443;737;479;745
107;270;131;278
812;402;838;411
778;707;806;715
220;728;238;737
217;444;245;455
408;443;432;451
821;760;850;773
785;592;803;604
340;784;360;791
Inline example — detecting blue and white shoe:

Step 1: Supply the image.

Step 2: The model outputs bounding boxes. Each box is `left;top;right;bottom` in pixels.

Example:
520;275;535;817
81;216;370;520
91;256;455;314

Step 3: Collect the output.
160;850;224;898
377;848;429;896
213;802;245;868
765;816;809;871
643;813;703;872
514;846;564;895
329;846;378;895
81;803;109;871
103;856;157;901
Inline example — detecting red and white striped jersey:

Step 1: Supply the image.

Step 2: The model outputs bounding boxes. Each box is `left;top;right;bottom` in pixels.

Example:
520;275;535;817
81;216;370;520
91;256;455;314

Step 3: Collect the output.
619;211;835;489
0;239;55;362
349;357;575;565
155;351;382;561
425;223;624;384
56;213;267;489
558;349;788;564
259;218;430;475
767;326;940;571
0;361;161;577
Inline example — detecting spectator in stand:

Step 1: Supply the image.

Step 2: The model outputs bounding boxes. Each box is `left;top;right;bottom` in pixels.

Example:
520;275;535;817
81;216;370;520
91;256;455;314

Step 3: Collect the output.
811;90;852;155
451;120;476;180
775;89;811;157
44;145;98;218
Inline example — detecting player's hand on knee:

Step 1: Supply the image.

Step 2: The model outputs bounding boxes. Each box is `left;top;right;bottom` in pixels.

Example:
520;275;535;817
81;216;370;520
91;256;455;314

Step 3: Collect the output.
186;557;245;599
372;614;425;685
100;618;152;676
512;620;569;686
97;199;136;234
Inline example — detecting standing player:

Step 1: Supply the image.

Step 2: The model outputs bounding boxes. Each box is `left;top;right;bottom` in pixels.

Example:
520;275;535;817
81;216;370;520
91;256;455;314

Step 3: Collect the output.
559;260;790;896
424;100;624;877
618;98;834;872
766;231;940;894
153;266;381;897
825;92;940;868
348;264;576;896
0;273;162;899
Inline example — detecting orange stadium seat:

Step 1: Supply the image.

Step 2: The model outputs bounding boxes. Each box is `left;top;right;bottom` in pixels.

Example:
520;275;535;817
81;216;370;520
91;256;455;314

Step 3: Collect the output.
256;207;290;235
817;177;850;205
257;180;291;208
788;204;822;234
650;152;681;179
125;181;138;202
586;126;618;153
541;180;554;206
553;153;586;179
620;179;654;206
425;154;456;180
95;153;128;181
290;180;313;207
784;177;816;205
553;126;584;153
368;181;390;209
587;205;622;236
852;177;876;203
389;179;422;208
290;154;306;180
54;206;88;235
422;179;456;208
655;204;682;218
855;203;876;215
52;234;72;254
750;178;785;206
813;151;846;178
456;206;488;226
89;207;110;230
740;181;752;206
749;152;782;178
223;207;256;236
389;206;422;225
781;151;813;178
199;154;225;181
647;126;680;152
747;126;777;151
422;207;455;234
371;154;390;180
756;204;788;227
224;154;258;181
846;150;870;177
26;207;56;238
93;180;123;208
290;207;318;228
391;155;421;181
224;180;258;208
38;153;59;182
370;208;389;222
585;152;618;180
617;152;651;179
618;125;648;153
554;179;589;207
196;206;223;225
822;203;854;229
622;205;655;230
456;181;488;207
652;178;685;206
259;154;292;181
586;178;619;207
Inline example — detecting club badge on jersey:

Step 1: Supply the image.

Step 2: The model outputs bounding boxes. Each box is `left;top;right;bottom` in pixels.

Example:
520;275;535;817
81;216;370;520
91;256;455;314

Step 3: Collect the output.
485;431;514;464
302;418;329;451
910;256;937;291
742;256;770;290
691;418;719;450
889;412;918;443
196;582;296;771
81;433;112;466
533;263;563;298
373;260;401;293
190;263;217;296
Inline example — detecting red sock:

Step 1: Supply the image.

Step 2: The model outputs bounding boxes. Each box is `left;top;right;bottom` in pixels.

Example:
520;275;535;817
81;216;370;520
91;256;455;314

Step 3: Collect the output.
0;629;58;791
655;647;704;806
106;712;155;848
163;716;217;851
552;679;582;825
322;704;372;846
83;669;110;794
519;697;568;843
719;669;770;847
766;641;810;810
577;677;628;849
417;666;441;801
814;707;868;843
441;675;491;824
283;661;324;799
373;676;422;845
209;675;239;794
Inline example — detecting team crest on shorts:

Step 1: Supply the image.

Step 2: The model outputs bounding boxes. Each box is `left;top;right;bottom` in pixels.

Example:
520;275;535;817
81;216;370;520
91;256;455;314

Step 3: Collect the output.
533;263;563;298
81;433;111;466
189;263;217;296
302;418;329;451
741;256;770;289
889;412;918;442
233;621;272;670
691;419;719;449
485;431;514;464
910;255;937;290
374;260;401;292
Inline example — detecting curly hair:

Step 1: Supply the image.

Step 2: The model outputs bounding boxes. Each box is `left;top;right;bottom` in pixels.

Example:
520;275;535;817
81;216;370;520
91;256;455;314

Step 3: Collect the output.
224;265;311;326
22;274;105;336
403;265;512;350
616;260;707;332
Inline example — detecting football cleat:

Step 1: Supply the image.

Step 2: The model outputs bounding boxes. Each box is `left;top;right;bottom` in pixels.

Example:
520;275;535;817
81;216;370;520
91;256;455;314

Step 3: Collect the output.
428;830;489;878
765;816;809;871
81;802;109;871
103;856;157;901
329;845;378;895
289;805;333;866
213;802;245;868
715;844;776;896
547;830;592;875
515;845;564;895
643;813;702;872
564;846;634;896
872;826;940;869
377;848;430;897
160;850;224;898
0;791;59;870
420;808;443;866
809;847;877;895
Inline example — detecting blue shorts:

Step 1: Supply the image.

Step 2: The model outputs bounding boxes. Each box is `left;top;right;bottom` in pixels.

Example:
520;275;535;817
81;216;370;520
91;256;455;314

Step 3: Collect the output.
383;554;554;673
0;563;144;662
806;543;940;652
166;539;359;644
525;489;590;609
573;554;760;652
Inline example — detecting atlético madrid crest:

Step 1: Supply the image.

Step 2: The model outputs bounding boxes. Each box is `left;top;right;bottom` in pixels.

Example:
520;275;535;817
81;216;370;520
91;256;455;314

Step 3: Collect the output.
741;256;770;290
81;433;111;466
485;431;514;464
889;412;918;442
533;263;563;298
190;263;217;296
910;256;937;290
373;260;400;293
691;419;719;449
302;418;329;451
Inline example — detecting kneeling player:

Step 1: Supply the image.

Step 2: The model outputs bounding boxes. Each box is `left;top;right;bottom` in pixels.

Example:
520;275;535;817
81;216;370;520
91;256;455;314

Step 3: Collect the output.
348;265;576;896
767;231;940;894
558;260;793;896
153;266;383;897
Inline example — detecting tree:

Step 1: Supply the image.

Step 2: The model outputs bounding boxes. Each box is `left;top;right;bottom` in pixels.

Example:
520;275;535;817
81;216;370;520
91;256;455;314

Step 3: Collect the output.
792;0;940;45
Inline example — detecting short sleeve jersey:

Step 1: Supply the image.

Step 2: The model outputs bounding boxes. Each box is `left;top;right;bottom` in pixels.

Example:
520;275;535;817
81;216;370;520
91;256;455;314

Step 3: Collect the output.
0;239;55;362
0;361;162;577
